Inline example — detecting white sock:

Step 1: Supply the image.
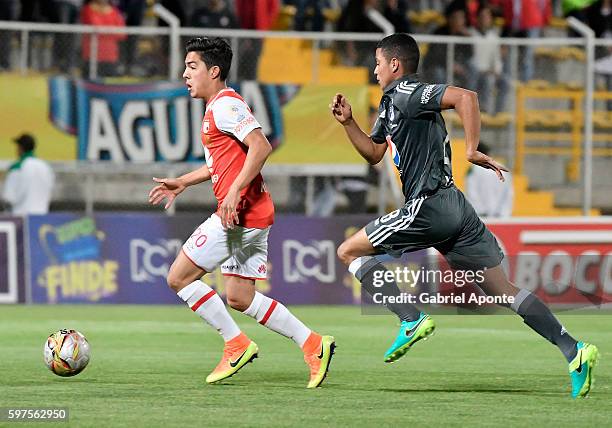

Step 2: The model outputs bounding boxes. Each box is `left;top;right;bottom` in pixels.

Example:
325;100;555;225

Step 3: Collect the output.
243;292;311;347
177;280;241;342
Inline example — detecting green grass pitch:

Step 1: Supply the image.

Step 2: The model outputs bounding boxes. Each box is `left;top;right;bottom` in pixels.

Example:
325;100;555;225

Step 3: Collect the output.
1;305;611;427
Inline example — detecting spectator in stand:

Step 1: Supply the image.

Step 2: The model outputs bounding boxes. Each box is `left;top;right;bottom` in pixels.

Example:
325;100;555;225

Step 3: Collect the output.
469;4;509;115
586;0;612;37
235;0;280;80
586;0;612;106
191;0;238;29
562;0;597;25
158;0;186;24
383;0;411;33
81;0;127;78
422;3;473;86
20;0;54;21
50;0;84;74
20;0;55;71
0;0;18;71
499;0;552;82
285;0;328;31
336;0;380;81
465;143;513;218
118;0;147;75
447;0;483;27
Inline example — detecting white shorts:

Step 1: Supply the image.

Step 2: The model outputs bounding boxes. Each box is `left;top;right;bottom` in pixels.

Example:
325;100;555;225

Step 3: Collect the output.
182;214;270;280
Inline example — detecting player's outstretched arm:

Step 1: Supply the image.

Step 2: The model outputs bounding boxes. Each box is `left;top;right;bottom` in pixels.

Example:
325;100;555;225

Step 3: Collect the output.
220;129;272;228
330;93;387;165
441;86;509;181
148;164;211;209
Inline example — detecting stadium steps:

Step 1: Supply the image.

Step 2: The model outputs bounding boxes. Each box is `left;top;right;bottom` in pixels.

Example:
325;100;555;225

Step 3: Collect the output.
258;39;368;84
408;9;445;27
450;141;599;216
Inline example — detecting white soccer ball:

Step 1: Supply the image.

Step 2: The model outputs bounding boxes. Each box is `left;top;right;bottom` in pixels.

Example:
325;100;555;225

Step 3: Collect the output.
43;329;91;377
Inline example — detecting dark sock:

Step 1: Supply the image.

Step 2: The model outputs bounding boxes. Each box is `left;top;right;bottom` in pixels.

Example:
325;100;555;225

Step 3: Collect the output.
511;289;578;362
351;257;421;322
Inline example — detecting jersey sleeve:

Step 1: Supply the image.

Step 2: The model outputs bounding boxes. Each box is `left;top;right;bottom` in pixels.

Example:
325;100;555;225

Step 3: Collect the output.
212;96;262;142
370;101;388;144
408;83;448;116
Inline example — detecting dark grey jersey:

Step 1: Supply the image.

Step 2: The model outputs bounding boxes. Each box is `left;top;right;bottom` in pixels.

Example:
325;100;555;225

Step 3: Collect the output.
371;76;453;201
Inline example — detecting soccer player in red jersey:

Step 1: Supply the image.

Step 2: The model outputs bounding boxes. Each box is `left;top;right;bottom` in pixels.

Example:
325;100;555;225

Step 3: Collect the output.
149;37;335;387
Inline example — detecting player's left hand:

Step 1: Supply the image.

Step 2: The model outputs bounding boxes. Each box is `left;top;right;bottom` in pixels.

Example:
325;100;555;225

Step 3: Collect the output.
148;177;186;209
219;187;241;229
466;150;509;182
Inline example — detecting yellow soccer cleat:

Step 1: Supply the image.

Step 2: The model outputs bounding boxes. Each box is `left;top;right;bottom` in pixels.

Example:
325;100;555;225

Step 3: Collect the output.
304;335;336;389
206;333;258;384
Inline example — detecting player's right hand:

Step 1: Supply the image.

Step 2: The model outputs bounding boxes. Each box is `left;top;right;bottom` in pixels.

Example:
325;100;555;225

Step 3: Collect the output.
148;177;186;209
330;93;353;125
466;151;510;182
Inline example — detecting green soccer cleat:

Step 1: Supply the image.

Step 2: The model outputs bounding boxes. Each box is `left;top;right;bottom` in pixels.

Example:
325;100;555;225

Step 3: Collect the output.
569;341;599;398
384;312;435;363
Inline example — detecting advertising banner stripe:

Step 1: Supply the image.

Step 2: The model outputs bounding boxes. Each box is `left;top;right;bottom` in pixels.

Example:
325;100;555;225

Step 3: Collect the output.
520;231;612;244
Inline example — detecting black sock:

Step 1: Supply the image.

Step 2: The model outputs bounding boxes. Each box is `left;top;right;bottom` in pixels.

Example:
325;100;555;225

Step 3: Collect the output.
351;257;421;322
511;289;578;362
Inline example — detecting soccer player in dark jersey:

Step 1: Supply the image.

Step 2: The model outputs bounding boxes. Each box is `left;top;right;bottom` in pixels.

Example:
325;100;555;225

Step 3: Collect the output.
331;33;598;398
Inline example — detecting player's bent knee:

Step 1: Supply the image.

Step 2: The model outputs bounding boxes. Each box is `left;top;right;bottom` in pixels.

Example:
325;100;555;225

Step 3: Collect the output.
166;271;187;292
337;241;355;266
226;295;251;312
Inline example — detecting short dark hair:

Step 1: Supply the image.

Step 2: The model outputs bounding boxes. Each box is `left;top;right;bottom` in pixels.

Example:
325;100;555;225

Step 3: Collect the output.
13;134;35;152
185;37;232;81
376;33;420;74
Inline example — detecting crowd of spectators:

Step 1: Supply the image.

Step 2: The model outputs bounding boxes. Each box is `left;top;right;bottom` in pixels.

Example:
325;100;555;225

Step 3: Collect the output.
0;0;609;90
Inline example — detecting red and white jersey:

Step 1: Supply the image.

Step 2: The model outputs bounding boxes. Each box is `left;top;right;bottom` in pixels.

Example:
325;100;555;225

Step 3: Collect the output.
202;88;274;228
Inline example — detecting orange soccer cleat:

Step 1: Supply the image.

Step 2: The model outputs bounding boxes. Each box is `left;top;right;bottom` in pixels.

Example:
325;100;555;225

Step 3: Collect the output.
206;333;259;384
303;333;336;388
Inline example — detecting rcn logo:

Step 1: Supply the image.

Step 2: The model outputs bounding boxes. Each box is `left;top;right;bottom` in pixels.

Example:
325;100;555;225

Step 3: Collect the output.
130;239;182;283
282;240;336;283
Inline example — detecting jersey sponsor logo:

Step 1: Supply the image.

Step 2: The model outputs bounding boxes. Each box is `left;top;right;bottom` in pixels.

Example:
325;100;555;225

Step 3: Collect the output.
234;116;256;136
283;240;336;283
421;85;435;104
130;238;182;283
386;136;401;169
222;264;239;271
202;120;210;134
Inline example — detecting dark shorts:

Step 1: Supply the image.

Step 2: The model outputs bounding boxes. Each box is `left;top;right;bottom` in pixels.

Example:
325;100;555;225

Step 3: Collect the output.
364;186;503;271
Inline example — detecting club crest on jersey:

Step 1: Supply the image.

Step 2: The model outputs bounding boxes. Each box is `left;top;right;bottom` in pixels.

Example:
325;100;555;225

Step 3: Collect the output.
388;101;395;122
386;135;400;168
202;120;210;133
